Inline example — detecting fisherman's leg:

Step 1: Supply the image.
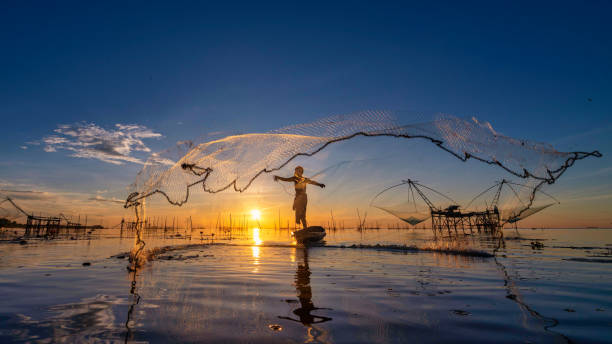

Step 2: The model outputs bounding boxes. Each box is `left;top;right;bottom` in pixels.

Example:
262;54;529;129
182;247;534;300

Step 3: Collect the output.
297;212;306;228
302;198;308;228
295;208;306;228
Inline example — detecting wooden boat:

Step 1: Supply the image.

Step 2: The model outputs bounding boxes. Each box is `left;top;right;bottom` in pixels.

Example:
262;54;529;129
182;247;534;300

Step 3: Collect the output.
293;226;326;243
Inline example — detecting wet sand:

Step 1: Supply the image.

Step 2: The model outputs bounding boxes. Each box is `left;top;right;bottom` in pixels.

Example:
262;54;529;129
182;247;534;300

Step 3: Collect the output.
0;227;610;343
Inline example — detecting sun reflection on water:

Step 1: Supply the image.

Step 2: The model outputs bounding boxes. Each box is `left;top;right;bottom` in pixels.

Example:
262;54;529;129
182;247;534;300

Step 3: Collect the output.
252;245;260;260
253;227;263;246
252;227;262;272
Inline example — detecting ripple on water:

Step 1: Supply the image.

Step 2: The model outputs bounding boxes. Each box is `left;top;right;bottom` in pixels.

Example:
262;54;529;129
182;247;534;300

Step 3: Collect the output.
0;228;610;343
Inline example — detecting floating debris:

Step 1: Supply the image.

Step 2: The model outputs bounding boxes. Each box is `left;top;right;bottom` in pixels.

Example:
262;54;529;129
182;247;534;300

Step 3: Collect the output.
563;258;612;263
121;243;211;268
268;324;283;332
451;309;471;316
553;246;606;250
328;243;494;258
158;254;200;261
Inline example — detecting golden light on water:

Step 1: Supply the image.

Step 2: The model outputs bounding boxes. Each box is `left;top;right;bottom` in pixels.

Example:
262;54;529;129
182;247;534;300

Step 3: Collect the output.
252;246;260;260
251;245;260;273
253;227;263;246
251;227;262;272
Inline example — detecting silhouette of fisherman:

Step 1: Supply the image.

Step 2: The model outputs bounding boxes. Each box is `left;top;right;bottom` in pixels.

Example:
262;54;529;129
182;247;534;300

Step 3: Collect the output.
279;248;332;325
273;166;325;229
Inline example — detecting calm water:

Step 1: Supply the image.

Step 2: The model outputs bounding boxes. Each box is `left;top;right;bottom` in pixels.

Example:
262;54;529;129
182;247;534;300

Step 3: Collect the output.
0;227;610;343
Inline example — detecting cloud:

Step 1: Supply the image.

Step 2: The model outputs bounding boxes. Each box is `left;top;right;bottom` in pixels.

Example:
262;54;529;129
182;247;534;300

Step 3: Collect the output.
0;181;59;201
39;122;162;165
0;189;55;201
88;195;125;204
0;180;42;193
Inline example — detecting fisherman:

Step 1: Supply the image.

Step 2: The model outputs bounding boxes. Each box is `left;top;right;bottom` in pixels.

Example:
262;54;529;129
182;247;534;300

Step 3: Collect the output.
273;166;325;229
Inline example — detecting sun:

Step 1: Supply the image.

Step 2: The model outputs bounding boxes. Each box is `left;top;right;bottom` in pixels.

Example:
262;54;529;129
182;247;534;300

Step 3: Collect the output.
250;209;261;221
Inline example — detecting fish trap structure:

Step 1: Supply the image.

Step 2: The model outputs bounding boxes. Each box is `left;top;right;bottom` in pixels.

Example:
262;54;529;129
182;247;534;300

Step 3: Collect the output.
464;179;559;229
430;205;500;236
372;179;557;237
0;197;63;236
403;180;502;236
1;197;87;237
25;215;62;236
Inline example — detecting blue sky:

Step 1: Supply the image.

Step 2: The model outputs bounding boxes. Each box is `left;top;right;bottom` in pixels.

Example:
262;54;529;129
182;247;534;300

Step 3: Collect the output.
0;1;610;227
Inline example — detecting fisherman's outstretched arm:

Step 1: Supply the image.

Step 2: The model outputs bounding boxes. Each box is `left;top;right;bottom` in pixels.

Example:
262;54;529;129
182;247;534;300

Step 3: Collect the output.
307;179;325;188
273;175;295;182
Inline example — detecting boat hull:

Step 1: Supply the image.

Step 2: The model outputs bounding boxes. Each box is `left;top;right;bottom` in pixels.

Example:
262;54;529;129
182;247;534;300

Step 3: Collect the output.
293;226;326;243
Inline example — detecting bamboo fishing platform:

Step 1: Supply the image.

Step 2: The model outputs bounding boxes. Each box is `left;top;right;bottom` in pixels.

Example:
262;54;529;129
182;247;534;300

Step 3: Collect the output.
372;178;557;237
1;197;89;238
25;215;61;236
430;205;501;236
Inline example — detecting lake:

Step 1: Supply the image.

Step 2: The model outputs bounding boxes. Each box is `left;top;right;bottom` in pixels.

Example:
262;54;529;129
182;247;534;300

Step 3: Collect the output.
0;227;610;343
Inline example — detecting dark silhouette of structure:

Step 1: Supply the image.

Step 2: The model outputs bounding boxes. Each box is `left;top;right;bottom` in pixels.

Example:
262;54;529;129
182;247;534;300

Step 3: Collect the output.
373;179;560;236
0;196;87;237
372;179;503;236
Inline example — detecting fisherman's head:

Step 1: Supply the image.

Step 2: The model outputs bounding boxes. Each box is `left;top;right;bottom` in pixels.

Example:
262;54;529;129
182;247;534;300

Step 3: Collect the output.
294;166;304;177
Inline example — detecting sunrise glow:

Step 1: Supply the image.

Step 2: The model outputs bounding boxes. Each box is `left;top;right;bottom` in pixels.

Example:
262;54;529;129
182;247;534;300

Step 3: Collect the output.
250;209;261;221
0;3;609;342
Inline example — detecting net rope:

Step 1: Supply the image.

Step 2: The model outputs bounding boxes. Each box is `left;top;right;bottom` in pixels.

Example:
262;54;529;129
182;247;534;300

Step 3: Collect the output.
125;110;601;224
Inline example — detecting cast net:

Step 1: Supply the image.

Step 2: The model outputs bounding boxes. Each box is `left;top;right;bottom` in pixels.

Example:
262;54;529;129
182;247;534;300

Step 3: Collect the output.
125;110;600;221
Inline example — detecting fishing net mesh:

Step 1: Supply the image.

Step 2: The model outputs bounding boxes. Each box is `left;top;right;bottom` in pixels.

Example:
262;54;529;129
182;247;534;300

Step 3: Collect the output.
126;110;600;221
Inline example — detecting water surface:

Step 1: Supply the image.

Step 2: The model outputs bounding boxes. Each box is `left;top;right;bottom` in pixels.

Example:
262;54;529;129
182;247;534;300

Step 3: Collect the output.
0;227;610;343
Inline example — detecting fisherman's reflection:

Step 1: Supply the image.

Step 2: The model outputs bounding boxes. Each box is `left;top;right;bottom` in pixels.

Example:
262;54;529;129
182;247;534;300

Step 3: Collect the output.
279;247;332;325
